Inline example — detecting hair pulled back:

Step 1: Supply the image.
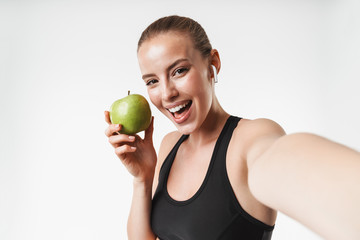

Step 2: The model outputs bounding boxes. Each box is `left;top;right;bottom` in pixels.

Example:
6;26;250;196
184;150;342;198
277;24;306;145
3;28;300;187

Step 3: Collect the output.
138;15;212;59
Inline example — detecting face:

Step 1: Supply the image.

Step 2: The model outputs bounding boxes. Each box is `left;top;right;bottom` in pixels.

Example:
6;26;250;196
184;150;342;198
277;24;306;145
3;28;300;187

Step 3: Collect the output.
137;31;214;134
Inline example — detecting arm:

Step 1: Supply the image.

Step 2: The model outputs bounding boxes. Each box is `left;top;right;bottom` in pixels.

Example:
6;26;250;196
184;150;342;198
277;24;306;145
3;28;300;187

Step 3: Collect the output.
105;111;156;240
129;131;181;240
128;129;181;240
128;179;156;240
248;132;360;240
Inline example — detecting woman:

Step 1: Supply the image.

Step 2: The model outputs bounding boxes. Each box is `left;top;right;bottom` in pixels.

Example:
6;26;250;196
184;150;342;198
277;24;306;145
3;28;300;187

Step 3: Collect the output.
105;15;360;240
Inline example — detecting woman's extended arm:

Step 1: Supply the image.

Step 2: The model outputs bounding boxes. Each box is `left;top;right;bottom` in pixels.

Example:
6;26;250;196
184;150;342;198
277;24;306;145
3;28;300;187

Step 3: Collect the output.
249;132;360;240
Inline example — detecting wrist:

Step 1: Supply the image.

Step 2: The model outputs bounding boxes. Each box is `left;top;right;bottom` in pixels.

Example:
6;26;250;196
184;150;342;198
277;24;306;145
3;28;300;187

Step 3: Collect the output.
133;177;153;195
133;172;154;185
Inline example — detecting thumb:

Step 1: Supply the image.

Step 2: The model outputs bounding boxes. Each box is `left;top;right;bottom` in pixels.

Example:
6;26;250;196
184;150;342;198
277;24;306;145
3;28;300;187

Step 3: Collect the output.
104;110;112;124
144;116;154;142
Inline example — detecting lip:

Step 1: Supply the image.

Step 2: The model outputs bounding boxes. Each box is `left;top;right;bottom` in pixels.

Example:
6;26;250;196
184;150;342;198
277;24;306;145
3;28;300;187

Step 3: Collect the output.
170;101;192;124
164;100;191;110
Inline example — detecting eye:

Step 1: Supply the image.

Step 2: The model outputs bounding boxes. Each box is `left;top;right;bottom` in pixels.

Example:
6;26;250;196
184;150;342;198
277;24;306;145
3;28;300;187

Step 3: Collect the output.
174;67;189;76
146;79;158;86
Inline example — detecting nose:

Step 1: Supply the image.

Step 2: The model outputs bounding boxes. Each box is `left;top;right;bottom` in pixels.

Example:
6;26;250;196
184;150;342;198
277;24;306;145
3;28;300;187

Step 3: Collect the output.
161;80;179;102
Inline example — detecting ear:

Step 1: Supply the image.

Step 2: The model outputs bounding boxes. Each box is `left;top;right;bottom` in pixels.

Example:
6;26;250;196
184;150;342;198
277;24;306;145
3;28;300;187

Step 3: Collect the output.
210;49;221;76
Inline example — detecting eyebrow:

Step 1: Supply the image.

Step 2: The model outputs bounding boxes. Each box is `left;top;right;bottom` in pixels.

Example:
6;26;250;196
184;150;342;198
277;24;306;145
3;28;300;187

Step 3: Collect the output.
142;58;189;80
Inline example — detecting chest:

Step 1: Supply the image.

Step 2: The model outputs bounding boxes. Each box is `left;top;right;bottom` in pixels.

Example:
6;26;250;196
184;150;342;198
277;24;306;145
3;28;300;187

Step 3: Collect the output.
150;133;274;240
167;142;216;201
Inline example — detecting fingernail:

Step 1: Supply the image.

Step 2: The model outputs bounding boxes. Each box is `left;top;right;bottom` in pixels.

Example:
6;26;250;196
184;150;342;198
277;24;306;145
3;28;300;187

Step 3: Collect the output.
129;136;135;140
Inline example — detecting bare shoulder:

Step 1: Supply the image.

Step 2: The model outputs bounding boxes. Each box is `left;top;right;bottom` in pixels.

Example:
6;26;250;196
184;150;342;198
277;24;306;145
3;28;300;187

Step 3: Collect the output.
232;118;286;145
238;118;285;135
226;118;285;225
152;131;182;197
157;131;183;162
232;118;286;168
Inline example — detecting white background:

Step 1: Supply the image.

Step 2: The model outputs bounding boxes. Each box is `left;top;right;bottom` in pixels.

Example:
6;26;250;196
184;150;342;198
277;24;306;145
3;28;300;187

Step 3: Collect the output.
1;0;359;239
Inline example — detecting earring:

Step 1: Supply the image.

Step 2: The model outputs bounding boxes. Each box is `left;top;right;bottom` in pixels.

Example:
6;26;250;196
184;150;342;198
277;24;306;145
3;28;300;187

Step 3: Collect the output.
211;65;218;83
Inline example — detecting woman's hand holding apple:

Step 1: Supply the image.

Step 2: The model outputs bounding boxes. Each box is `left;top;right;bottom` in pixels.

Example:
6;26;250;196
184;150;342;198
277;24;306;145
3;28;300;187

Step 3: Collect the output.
104;111;157;183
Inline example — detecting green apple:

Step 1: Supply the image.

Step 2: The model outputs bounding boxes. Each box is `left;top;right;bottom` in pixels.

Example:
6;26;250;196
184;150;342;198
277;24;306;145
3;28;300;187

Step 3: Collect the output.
109;93;152;135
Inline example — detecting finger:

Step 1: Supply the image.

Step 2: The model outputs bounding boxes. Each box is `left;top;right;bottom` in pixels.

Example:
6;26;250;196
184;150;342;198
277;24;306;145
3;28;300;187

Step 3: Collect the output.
144;116;154;143
105;124;122;137
115;144;137;159
104;111;112;125
109;134;136;147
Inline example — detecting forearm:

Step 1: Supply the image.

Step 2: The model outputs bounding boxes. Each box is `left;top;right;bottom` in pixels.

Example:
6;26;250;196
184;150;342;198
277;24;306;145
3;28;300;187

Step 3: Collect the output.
249;133;360;240
127;179;156;240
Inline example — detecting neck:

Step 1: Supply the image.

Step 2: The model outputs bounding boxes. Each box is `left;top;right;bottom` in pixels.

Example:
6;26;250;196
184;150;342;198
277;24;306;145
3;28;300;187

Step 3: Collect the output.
187;96;230;147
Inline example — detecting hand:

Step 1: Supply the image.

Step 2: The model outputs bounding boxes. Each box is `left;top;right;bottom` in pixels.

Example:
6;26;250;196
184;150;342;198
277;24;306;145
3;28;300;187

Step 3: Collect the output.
104;111;157;183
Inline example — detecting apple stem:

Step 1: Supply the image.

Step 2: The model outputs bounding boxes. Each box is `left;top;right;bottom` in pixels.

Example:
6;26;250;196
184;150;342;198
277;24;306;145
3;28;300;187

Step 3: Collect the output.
128;90;130;96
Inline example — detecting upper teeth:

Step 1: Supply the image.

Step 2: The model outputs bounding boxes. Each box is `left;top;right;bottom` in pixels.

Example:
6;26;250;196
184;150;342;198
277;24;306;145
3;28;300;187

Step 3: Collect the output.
168;102;189;113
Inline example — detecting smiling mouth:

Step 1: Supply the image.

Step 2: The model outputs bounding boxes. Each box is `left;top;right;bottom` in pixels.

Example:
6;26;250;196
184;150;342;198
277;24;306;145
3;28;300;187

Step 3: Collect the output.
167;101;192;119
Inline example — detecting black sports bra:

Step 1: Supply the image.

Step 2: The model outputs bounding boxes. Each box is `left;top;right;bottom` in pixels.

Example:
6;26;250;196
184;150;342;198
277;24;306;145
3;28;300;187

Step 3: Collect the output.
151;116;274;240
